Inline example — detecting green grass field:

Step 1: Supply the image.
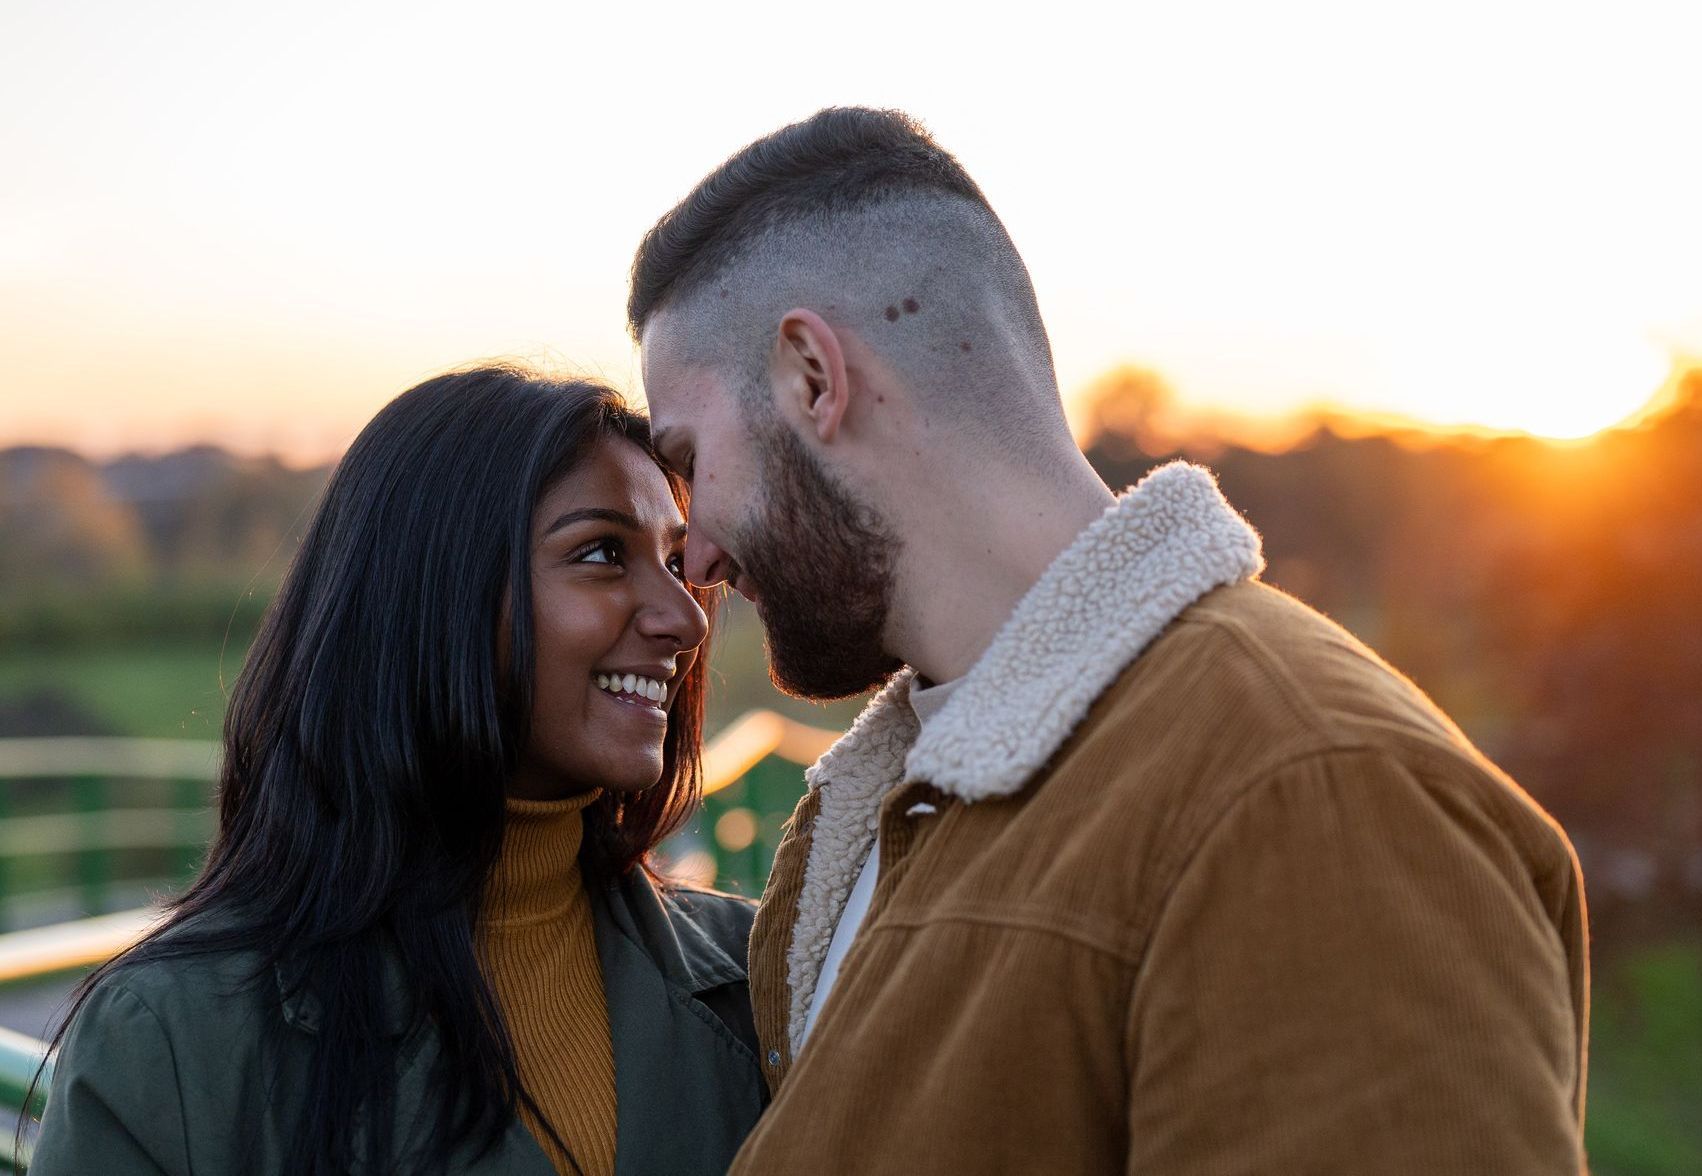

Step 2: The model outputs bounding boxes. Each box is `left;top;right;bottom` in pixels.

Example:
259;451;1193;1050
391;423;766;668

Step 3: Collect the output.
1587;941;1702;1175
0;640;251;739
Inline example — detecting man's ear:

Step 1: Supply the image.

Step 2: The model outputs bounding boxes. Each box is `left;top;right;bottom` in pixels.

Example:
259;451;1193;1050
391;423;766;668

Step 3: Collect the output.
773;308;850;444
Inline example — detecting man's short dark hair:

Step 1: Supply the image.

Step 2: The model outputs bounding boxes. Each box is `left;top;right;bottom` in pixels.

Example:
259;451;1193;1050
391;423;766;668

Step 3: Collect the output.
629;107;1063;454
628;107;992;336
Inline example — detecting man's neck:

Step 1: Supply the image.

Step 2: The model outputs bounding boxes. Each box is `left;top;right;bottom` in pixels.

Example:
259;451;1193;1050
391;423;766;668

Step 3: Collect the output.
884;450;1116;684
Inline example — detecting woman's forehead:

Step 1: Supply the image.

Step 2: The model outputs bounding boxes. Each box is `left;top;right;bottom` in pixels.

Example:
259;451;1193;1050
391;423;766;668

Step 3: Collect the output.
533;437;682;530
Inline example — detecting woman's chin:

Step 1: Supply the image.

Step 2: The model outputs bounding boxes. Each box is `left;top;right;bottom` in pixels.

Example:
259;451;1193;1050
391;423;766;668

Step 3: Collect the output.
513;736;666;799
592;750;668;794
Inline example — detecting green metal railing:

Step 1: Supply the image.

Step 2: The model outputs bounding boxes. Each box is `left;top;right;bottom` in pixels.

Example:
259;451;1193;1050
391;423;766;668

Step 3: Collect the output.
0;713;837;1165
0;1026;47;1170
0;738;218;1171
0;738;219;932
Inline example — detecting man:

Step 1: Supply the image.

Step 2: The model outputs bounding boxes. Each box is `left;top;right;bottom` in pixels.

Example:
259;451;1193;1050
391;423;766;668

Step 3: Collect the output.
630;107;1588;1173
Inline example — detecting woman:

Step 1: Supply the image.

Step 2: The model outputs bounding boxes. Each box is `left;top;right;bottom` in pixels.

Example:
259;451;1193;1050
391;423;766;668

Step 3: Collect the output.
27;367;766;1175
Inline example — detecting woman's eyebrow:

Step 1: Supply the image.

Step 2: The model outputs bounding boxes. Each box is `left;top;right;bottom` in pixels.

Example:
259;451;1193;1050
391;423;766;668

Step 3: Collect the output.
541;508;689;544
542;507;642;537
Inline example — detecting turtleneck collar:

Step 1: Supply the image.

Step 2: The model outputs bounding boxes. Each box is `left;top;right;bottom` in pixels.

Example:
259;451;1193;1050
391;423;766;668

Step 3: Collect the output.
483;790;602;928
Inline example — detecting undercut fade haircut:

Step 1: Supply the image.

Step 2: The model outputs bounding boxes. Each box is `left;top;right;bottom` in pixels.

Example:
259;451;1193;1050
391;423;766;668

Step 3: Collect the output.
629;107;1066;456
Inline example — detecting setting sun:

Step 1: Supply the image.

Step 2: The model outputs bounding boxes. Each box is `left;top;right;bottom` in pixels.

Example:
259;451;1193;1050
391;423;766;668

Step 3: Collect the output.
1373;332;1674;441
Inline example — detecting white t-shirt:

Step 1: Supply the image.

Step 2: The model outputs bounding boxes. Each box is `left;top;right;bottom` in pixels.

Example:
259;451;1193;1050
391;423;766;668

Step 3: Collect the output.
800;676;962;1044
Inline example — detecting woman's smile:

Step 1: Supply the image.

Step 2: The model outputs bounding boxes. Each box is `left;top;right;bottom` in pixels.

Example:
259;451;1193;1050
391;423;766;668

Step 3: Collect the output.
592;667;675;714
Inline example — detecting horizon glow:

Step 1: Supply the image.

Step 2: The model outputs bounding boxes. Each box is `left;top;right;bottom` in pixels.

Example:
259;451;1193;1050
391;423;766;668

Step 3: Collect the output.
3;0;1699;461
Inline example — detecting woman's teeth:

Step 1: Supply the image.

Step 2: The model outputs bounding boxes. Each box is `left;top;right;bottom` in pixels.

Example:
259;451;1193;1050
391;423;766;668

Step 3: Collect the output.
595;673;666;704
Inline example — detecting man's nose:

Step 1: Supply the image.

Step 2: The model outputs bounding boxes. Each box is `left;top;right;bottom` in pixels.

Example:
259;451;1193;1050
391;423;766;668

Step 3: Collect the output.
684;531;734;589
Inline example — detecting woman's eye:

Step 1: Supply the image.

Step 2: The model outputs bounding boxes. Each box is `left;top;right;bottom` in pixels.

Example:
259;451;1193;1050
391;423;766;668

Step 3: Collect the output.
667;554;687;581
576;539;622;566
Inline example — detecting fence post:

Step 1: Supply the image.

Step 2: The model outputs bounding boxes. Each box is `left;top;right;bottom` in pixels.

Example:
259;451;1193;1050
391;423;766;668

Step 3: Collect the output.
73;775;109;916
746;756;806;874
705;775;749;893
0;782;9;934
175;776;208;884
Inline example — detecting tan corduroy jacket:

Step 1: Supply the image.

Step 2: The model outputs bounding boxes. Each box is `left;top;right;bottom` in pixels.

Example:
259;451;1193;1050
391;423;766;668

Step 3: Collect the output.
733;463;1588;1176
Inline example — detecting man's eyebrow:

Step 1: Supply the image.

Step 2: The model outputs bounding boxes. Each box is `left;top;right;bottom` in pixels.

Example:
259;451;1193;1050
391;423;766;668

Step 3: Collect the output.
651;426;688;470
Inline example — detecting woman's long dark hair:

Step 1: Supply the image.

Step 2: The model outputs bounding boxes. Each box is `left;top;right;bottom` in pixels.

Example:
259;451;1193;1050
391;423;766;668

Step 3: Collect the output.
27;366;712;1172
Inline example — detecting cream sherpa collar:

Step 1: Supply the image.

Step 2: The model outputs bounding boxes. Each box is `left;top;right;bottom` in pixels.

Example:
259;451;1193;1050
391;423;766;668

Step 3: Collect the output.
782;461;1265;1054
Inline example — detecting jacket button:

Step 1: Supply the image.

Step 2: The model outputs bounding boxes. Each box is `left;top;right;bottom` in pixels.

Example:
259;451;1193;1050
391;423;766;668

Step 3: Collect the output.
767;1050;782;1066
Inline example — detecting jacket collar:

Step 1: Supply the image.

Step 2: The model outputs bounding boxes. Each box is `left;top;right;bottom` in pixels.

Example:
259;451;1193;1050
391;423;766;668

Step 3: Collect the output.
276;872;754;1175
273;869;746;1036
811;460;1263;802
592;872;763;1176
782;461;1263;1053
595;868;748;996
275;944;413;1038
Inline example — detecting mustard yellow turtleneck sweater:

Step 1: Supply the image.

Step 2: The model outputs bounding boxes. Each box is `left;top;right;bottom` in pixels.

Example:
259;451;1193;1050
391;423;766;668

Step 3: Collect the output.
480;792;616;1176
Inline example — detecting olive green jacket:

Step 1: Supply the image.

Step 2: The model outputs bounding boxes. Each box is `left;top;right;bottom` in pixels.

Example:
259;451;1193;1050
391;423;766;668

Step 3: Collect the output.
32;870;766;1175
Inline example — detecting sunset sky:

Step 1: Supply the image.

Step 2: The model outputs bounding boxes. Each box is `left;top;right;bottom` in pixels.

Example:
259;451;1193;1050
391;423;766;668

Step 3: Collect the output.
3;0;1699;460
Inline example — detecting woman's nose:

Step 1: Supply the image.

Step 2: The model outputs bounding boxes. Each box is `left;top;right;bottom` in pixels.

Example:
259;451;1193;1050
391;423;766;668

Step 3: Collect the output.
637;572;710;651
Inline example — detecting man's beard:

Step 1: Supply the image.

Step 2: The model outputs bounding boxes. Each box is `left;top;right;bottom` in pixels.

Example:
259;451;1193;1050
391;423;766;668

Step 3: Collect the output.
727;418;904;700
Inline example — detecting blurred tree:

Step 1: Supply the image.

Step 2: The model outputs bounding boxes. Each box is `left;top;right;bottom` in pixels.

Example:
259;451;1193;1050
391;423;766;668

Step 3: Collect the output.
1082;365;1702;940
0;449;148;590
1077;366;1182;461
